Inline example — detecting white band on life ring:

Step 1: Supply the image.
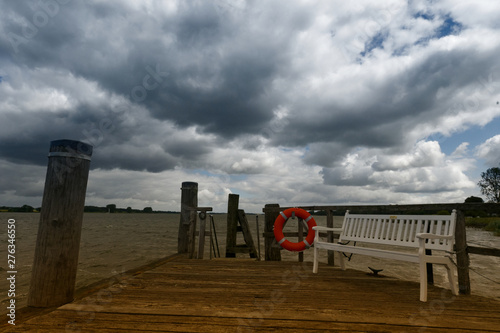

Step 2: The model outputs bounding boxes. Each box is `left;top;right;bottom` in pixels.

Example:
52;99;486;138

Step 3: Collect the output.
280;212;288;220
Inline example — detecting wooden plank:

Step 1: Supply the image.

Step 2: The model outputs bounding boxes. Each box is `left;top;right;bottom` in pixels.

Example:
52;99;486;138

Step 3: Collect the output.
256;215;262;260
263;231;339;238
262;203;500;215
468;245;500;257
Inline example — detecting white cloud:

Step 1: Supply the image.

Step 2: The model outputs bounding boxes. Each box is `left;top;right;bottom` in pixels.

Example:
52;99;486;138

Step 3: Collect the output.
475;135;500;167
323;140;475;196
373;141;445;171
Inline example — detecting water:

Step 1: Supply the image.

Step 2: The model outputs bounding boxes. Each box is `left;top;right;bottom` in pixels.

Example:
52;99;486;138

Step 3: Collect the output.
1;212;499;317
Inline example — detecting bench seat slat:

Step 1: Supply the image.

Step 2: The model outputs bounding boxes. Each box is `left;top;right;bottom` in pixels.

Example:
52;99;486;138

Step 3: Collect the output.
314;242;420;263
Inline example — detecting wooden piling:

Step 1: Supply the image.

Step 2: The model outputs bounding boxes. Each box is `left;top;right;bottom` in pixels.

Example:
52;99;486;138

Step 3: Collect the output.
298;216;304;262
28;139;92;308
178;182;198;254
264;203;281;261
197;211;206;259
187;210;197;259
455;209;471;295
326;209;334;265
225;194;239;257
195;207;213;259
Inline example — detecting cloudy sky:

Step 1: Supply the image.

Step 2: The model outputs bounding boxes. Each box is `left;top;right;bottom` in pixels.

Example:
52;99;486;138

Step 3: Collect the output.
1;0;500;213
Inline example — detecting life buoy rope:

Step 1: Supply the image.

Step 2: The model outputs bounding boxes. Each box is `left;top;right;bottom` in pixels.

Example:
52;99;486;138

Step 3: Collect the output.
273;208;317;252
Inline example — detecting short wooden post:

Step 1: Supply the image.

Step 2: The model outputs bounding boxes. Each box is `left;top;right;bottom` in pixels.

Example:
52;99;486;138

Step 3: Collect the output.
187;210;197;259
455;209;471;295
426;223;434;285
264;204;281;261
225;194;239;257
197;212;206;259
298;216;304;262
178;182;198;253
196;207;213;259
28;139;92;307
256;215;261;260
326;209;335;266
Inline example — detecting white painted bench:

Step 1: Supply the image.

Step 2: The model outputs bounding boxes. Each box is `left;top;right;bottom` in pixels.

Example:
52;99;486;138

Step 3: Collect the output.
312;210;459;302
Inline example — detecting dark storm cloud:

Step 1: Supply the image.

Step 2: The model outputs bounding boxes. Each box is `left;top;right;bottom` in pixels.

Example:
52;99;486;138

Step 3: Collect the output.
2;0;293;141
0;0;315;172
0;109;88;166
1;0;499;210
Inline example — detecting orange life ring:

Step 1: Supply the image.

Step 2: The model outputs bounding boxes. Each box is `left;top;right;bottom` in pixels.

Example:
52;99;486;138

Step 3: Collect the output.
273;208;317;252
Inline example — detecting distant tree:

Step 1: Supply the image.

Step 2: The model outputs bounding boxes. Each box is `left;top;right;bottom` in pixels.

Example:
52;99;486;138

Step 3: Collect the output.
106;204;117;213
478;167;500;203
143;207;153;213
8;205;35;212
126;206;132;213
21;204;34;212
464;196;484;203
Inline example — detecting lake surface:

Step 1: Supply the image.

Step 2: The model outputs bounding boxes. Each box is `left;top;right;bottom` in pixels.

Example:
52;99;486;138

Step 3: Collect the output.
1;212;499;316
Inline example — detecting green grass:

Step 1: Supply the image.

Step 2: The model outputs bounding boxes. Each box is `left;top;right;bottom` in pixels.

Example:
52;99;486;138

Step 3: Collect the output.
466;217;500;236
484;220;500;236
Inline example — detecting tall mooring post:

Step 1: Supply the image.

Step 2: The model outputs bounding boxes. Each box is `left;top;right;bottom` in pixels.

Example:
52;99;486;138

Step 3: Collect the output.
28;139;93;307
178;182;198;254
264;204;281;261
225;194;239;257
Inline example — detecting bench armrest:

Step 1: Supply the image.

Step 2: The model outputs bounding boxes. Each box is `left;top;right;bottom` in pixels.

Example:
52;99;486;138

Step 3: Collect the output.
312;226;343;232
416;233;453;240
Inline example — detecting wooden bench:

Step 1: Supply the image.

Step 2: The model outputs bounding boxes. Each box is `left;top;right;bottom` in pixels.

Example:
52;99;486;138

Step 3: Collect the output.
312;210;459;302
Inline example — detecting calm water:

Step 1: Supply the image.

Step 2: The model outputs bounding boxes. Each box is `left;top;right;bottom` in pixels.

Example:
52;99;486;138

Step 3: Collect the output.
1;212;499;316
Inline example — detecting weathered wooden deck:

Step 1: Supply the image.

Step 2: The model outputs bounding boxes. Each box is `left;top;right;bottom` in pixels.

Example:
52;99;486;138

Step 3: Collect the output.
4;254;500;332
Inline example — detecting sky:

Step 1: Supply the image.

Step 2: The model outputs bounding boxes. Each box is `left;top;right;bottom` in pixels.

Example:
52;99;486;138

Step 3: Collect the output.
1;0;500;213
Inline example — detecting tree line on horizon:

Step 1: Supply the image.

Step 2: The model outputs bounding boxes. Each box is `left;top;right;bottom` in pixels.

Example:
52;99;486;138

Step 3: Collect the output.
0;204;177;214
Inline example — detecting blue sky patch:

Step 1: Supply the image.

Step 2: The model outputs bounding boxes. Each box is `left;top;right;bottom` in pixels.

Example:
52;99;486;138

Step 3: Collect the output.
413;11;435;21
411;14;464;49
435;15;463;38
361;31;388;57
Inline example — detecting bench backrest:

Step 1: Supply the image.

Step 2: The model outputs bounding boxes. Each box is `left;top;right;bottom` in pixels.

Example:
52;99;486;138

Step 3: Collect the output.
338;210;456;252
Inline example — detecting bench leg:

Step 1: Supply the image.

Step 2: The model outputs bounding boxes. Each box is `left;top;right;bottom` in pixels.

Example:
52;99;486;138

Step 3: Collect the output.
419;259;428;302
338;251;346;270
313;245;319;273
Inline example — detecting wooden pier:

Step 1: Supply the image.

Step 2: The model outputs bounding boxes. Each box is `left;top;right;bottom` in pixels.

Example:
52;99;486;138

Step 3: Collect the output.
4;254;500;332
10;147;500;332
